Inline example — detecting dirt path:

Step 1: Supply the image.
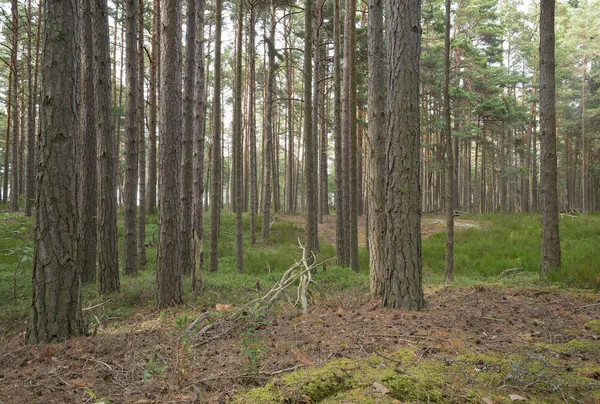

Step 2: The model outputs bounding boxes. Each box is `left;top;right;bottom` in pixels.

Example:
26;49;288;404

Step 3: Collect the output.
1;285;598;403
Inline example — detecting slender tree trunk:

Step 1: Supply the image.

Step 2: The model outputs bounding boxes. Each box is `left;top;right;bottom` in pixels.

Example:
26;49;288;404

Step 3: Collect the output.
285;17;295;213
193;0;206;291
147;0;159;214
233;0;244;273
28;0;85;343
10;0;19;211
248;5;258;243
2;69;12;204
78;0;98;284
304;0;318;256
209;0;223;272
581;61;587;214
443;0;454;282
539;0;561;276
382;0;425;310
124;0;139;275
262;0;275;241
157;0;183;308
137;0;147;267
333;0;345;265
181;0;196;277
346;0;358;271
94;0;120;295
25;0;36;216
367;0;386;296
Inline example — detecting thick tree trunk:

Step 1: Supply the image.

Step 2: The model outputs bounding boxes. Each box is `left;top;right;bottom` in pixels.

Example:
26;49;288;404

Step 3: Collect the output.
157;0;183;307
382;0;425;310
346;0;358;271
333;0;345;266
94;0;120;295
123;0;138;275
181;0;196;277
367;0;386;297
539;0;561;276
28;0;85;343
78;0;98;284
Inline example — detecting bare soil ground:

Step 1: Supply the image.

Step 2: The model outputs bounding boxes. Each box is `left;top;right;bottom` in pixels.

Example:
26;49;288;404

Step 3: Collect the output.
1;285;599;403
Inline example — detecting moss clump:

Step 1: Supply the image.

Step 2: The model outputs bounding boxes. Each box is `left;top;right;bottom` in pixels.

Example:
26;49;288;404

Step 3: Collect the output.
541;339;600;355
584;320;600;334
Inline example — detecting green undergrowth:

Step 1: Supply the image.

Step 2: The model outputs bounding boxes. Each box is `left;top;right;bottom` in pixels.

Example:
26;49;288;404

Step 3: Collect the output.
234;345;600;403
423;213;600;288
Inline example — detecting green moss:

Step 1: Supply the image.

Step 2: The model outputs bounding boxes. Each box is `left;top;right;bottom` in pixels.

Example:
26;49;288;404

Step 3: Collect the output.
584;320;600;334
540;339;600;355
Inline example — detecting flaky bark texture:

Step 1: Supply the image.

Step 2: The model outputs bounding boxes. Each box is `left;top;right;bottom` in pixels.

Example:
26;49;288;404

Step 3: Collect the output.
367;0;386;297
94;0;120;295
123;0;138;276
78;0;98;284
157;0;183;308
382;0;425;310
539;0;561;276
28;0;85;343
181;0;196;277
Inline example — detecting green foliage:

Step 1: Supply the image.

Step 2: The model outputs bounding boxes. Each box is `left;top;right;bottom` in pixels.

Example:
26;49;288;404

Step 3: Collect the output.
240;303;270;376
422;214;600;288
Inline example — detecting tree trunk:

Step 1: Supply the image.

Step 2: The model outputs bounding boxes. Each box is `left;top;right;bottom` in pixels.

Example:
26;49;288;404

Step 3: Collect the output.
181;0;196;277
193;0;207;291
233;0;244;273
10;0;19;211
248;5;258;243
28;0;85;343
209;0;223;271
78;0;98;284
94;0;120;295
346;0;358;271
443;0;454;282
25;0;36;216
123;0;139;275
157;0;183;308
382;0;425;310
137;0;147;267
262;0;275;241
333;0;345;266
367;0;386;296
539;0;561;276
2;68;12;204
147;0;159;214
304;0;318;256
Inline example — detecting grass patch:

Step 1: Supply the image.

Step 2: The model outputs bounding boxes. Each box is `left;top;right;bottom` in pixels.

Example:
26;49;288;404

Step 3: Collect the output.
423;213;600;288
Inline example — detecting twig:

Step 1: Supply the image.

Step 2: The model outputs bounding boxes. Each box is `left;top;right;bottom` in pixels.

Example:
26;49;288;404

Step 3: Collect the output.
499;267;523;277
573;303;600;312
83;299;114;311
260;364;304;376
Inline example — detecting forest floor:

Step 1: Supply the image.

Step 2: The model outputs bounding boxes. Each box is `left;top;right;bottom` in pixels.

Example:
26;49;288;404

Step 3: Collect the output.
1;216;599;403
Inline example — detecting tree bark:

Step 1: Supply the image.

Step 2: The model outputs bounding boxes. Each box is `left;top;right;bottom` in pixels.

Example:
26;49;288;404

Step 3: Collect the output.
248;5;258;242
443;0;454;282
94;0;120;295
209;0;223;272
262;0;275;241
157;0;183;308
539;0;561;276
78;0;98;284
25;0;36;216
123;0;139;275
193;0;206;291
382;0;425;310
346;0;358;271
333;0;345;266
367;0;386;296
181;0;196;277
147;0;159;214
10;0;19;212
28;0;85;343
233;0;244;273
137;0;147;267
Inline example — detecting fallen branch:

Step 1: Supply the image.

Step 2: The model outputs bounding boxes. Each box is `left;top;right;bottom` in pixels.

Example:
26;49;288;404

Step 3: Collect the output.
499;267;523;277
83;299;114;311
